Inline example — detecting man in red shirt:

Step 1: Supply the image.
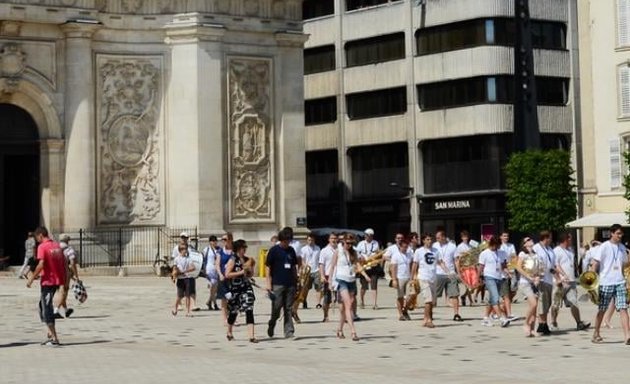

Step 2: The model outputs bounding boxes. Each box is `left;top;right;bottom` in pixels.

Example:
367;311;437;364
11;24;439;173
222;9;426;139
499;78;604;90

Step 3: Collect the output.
26;227;66;346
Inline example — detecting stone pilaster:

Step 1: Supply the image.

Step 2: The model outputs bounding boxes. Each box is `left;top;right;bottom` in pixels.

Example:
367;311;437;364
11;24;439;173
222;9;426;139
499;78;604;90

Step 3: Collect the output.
60;21;99;230
40;139;65;233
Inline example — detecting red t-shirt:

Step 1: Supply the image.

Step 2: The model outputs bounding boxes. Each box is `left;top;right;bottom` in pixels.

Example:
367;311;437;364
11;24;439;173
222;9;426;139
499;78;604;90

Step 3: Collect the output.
37;239;66;286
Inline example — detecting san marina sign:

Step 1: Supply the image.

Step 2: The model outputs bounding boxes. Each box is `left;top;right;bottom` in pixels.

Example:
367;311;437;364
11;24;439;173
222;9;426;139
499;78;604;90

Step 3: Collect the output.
434;200;471;210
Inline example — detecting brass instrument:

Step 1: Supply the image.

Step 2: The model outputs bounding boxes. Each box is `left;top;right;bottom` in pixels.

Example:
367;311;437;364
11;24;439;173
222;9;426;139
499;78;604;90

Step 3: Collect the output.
359;250;385;273
405;279;421;311
292;264;312;323
624;265;630;298
521;254;542;278
578;271;599;305
459;242;487;269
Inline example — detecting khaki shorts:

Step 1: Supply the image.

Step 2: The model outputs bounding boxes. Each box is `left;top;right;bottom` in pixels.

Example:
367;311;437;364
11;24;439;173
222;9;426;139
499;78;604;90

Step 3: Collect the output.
396;278;409;299
552;282;578;308
539;282;553;315
435;274;460;298
420;280;436;304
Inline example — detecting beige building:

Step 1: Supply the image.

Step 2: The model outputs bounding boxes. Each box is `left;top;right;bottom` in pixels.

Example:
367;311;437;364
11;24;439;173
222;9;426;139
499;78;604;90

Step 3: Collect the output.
303;0;574;242
0;0;308;265
574;0;630;240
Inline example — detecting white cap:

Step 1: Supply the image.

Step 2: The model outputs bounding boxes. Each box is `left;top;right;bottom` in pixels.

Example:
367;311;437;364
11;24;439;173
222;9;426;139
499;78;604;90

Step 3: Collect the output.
180;232;189;238
364;228;375;236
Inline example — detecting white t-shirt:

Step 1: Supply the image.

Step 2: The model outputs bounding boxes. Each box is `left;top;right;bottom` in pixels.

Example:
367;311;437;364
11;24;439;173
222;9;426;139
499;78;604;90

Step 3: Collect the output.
174;255;192;279
202;246;218;277
500;242;516;258
414;246;438;282
455;242;472;258
290;240;301;257
478;249;507;280
391;248;413;280
434;241;457;276
582;246;598;272
384;244;398;261
335;249;356;283
533;242;556;285
301;244;321;272
593;240;628;286
554;245;575;282
319;245;335;277
356;239;380;260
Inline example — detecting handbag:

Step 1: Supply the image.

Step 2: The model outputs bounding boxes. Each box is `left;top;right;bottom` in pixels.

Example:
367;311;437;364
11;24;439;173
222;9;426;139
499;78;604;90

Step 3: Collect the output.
72;280;88;303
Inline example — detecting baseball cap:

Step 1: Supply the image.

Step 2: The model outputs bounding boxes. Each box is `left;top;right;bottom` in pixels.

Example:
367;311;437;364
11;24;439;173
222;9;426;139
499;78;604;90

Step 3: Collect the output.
364;228;375;236
180;232;189;238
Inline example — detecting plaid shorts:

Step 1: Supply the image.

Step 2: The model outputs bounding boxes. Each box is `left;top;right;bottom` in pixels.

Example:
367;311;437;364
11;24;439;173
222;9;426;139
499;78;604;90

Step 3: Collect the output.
598;284;628;312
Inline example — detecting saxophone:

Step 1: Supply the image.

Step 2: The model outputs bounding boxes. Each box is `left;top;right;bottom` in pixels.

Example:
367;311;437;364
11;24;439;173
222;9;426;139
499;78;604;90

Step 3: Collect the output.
292;264;312;323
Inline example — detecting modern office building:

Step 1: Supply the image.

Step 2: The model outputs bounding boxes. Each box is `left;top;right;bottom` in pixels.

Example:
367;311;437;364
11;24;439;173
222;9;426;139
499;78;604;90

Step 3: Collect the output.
573;0;630;240
303;0;574;243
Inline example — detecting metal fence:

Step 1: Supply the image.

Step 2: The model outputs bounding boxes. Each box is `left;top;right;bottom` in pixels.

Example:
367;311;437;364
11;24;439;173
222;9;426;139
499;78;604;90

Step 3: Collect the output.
77;226;198;267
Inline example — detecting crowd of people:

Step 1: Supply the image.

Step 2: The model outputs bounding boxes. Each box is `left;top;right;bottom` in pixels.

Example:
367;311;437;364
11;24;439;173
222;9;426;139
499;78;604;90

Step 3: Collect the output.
23;223;630;346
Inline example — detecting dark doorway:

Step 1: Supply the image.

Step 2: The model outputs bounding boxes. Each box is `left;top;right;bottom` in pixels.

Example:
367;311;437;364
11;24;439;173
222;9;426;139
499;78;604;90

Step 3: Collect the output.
0;104;40;265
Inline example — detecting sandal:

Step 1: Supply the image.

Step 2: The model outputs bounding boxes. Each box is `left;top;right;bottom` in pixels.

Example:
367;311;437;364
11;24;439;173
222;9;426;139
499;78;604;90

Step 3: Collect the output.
591;335;603;344
336;330;345;339
226;334;234;341
453;314;463;322
351;333;360;341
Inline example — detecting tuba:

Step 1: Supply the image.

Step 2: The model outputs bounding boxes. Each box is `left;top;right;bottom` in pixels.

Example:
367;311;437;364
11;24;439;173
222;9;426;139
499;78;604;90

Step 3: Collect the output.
459;242;487;292
578;271;599;305
292;264;312;322
359;250;385;272
404;279;421;311
521;253;542;278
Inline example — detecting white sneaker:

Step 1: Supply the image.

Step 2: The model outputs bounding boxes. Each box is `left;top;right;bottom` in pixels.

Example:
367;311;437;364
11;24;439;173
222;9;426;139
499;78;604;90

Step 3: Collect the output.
58;307;66;318
481;317;493;327
507;315;519;322
500;317;511;328
490;314;499;320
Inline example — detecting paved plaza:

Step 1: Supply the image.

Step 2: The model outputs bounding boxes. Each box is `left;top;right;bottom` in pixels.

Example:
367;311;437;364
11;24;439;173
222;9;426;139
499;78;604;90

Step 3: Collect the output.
0;276;626;384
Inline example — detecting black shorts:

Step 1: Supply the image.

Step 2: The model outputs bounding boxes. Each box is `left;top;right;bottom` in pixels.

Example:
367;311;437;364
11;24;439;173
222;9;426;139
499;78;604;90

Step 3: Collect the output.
176;278;196;298
359;274;378;290
39;285;58;325
216;280;228;299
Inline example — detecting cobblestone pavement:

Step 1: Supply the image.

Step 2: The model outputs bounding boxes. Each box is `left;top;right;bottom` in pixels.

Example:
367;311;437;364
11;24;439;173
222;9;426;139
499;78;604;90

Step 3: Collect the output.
1;276;626;384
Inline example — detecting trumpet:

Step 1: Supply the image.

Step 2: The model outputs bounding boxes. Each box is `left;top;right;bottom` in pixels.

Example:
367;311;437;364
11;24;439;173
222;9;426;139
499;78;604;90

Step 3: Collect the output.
578;271;599;305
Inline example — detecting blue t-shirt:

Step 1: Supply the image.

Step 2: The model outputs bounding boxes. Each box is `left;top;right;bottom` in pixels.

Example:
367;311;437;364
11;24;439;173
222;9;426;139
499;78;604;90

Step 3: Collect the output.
219;248;232;274
265;244;298;287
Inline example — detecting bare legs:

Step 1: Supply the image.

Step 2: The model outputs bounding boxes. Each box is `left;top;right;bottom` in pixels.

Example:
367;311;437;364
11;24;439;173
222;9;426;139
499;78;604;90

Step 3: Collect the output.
338;289;359;340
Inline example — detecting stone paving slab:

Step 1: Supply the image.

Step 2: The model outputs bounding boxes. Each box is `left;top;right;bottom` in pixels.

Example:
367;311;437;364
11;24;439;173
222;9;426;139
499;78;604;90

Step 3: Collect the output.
0;276;626;384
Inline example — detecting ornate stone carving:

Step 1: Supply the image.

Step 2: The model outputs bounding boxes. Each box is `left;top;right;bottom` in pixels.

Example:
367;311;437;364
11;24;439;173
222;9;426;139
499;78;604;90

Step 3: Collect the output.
96;56;164;224
0;43;26;94
227;57;274;223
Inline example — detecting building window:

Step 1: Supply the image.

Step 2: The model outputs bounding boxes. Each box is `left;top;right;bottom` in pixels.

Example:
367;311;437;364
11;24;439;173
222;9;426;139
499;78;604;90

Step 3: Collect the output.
347;87;407;120
349;143;408;199
345;32;405;67
304;45;336;75
619;0;630;47
305;96;337;126
346;0;398;12
306;150;339;201
417;76;569;111
619;64;630;117
303;0;334;20
610;138;623;190
415;18;566;55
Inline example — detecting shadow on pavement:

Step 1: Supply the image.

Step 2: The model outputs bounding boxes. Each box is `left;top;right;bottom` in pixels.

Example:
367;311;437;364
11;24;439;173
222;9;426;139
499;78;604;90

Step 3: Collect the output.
61;340;112;346
0;341;41;348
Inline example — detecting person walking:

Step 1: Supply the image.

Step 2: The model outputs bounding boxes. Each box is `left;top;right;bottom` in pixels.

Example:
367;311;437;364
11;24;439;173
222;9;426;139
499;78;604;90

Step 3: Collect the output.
319;233;337;322
26;227;66;346
224;240;257;343
516;237;541;337
329;233;370;341
172;242;196;317
202;235;220;311
411;233;438;328
356;228;381;310
265;227;299;339
477;236;511;328
19;231;36;279
390;238;413;321
54;234;79;319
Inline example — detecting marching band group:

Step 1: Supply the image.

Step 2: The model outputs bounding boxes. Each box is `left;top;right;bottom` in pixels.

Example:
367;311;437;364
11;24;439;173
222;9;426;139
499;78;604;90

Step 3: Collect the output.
169;223;630;345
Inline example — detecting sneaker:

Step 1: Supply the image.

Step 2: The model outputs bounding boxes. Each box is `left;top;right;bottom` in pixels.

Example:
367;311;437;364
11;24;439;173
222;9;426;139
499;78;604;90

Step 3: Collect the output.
353;315;361;322
42;340;60;347
541;323;551;336
267;323;274;338
65;308;74;318
550;322;559;331
316;304;322;309
577;322;591;331
507;315;518;322
490;314;499;321
536;323;544;333
481;318;493;327
54;312;63;319
403;311;411;321
500;318;511;328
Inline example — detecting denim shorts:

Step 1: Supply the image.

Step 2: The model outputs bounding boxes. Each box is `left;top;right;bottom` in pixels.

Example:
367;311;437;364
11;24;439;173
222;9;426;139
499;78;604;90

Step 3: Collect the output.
484;276;501;306
336;279;357;295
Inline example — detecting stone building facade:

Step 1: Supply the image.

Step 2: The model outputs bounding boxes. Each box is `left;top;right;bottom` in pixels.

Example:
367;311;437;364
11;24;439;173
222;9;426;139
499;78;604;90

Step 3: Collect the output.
0;0;307;263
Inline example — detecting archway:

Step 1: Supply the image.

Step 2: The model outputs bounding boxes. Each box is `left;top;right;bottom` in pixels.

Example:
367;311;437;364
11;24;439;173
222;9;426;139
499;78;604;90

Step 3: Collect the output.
0;103;40;265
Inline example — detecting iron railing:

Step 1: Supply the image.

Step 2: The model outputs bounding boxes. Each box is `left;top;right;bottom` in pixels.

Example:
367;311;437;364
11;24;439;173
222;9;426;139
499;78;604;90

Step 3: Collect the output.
77;226;198;268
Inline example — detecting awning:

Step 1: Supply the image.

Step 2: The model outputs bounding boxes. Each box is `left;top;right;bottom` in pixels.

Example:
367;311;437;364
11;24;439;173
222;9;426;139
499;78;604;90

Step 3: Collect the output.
566;213;628;228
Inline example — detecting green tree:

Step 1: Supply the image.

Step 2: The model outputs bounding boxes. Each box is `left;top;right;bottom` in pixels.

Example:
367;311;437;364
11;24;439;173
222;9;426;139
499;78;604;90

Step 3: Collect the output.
505;149;577;233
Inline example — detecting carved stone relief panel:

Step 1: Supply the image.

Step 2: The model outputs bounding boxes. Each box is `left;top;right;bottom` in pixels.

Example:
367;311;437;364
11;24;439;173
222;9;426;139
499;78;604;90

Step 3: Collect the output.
227;57;275;223
96;55;164;225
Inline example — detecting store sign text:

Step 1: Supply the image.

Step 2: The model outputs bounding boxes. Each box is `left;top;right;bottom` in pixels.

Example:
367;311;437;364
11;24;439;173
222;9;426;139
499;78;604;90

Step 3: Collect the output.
434;200;471;210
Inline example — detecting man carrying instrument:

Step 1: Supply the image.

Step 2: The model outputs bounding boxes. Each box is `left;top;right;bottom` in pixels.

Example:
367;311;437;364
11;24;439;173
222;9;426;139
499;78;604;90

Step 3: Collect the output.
299;233;321;310
433;230;464;322
533;231;557;336
499;231;518;321
590;224;630;344
455;230;473;307
357;228;381;310
551;232;590;331
319;233;337;322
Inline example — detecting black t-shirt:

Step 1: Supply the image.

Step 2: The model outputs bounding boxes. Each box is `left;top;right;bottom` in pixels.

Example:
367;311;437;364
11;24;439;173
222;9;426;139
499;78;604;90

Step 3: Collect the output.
265;244;298;287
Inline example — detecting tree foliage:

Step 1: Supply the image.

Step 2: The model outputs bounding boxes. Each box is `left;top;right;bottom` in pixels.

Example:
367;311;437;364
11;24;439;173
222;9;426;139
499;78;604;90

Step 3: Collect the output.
505;149;577;233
